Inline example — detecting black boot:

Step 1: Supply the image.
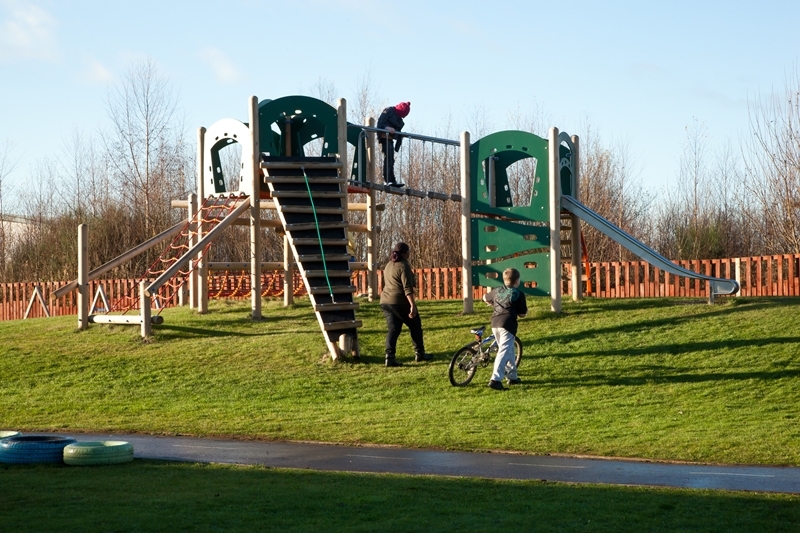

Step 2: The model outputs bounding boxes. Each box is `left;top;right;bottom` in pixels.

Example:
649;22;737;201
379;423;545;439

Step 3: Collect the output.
414;352;433;362
385;356;402;367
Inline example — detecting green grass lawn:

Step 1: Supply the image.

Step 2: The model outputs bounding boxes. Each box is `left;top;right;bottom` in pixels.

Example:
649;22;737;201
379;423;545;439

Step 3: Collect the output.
1;296;800;465
2;461;799;533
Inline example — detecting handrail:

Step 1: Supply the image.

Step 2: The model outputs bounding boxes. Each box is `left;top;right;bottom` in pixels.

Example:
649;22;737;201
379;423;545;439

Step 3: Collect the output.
348;124;460;147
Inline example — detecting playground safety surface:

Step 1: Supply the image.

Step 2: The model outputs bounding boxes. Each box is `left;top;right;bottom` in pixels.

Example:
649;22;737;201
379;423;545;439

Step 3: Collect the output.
54;432;800;494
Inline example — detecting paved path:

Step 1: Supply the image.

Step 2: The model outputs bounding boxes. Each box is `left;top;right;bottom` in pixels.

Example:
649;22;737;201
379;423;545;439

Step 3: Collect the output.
58;432;800;494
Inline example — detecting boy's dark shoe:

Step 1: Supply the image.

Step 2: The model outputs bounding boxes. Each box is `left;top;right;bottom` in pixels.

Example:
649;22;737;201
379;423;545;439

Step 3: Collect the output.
507;378;522;385
487;380;505;391
414;352;433;362
385;357;403;367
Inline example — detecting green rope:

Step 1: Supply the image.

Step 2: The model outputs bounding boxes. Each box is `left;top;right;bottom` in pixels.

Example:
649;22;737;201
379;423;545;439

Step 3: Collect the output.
301;166;335;302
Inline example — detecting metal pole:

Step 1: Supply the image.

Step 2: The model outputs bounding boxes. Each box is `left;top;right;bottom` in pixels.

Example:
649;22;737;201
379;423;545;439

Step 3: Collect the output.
249;95;262;320
570;135;582;302
366;116;378;301
284;234;294;306
549;127;562;313
140;280;151;338
197;127;208;314
351;125;460;147
77;224;88;330
460;131;473;314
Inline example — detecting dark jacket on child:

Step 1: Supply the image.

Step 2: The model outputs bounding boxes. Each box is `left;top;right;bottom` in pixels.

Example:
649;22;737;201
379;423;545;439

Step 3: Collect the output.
484;286;528;335
377;107;405;151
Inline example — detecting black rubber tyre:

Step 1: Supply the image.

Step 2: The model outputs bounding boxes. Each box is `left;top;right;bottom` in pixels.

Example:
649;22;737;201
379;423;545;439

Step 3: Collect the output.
64;441;134;466
448;343;480;387
0;436;76;464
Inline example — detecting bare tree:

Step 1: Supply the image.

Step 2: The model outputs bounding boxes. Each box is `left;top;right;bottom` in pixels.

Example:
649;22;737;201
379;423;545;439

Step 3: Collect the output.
105;58;190;235
579;126;652;262
0;140;16;276
741;68;800;253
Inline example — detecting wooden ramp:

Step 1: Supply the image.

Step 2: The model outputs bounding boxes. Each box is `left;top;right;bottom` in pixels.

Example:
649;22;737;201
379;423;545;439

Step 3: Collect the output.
262;156;361;359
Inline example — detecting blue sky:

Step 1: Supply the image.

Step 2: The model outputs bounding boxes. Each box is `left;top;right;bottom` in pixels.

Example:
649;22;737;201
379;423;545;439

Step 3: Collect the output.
2;0;799;206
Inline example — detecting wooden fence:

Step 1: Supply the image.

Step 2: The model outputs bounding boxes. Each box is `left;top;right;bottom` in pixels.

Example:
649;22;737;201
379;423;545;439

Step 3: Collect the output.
2;254;798;321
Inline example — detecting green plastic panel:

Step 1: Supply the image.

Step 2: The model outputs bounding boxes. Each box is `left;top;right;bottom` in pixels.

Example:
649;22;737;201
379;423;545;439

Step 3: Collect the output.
258;96;339;157
470;130;549;221
472;252;551;297
471;217;550;261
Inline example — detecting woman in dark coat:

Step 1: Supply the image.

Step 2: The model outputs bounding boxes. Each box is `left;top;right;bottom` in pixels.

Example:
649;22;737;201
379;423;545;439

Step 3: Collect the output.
380;242;431;367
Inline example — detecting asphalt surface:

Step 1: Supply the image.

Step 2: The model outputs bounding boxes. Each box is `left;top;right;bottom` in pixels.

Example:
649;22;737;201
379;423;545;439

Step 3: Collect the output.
54;432;800;494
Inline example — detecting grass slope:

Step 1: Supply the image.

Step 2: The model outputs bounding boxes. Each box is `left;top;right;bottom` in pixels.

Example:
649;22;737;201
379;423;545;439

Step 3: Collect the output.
1;296;799;465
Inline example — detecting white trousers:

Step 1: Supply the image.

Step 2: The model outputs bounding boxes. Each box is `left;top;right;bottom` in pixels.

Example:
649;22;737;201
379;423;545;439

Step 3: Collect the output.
491;327;518;382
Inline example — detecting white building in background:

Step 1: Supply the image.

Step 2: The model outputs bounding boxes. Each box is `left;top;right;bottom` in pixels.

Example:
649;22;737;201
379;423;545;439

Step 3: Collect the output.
1;214;35;259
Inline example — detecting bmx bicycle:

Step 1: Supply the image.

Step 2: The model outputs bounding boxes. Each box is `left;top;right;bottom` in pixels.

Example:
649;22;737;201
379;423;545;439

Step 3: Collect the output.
447;325;522;387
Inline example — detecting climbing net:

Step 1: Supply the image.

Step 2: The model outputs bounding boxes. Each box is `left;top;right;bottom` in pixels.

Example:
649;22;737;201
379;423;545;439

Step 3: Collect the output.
111;194;247;314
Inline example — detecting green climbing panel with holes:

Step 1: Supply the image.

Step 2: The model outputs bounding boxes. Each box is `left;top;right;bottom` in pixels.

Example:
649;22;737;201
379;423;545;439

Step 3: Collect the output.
469;130;556;296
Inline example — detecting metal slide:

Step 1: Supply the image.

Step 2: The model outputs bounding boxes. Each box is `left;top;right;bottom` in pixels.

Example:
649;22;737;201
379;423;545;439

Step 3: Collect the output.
561;195;739;296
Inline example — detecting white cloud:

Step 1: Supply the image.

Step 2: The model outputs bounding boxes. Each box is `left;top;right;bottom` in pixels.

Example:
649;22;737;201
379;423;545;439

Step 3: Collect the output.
81;58;113;84
0;0;59;62
199;46;242;83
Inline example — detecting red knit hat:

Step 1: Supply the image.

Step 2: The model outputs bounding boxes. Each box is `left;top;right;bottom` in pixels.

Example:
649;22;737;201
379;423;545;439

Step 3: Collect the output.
394;101;411;118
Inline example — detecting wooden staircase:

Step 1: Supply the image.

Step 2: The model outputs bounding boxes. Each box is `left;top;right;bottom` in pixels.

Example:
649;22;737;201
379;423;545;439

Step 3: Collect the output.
262;156;360;359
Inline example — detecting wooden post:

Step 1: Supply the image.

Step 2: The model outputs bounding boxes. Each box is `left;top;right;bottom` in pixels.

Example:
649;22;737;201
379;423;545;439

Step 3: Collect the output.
570;134;582;302
197;127;208;314
734;257;742;297
460;131;473;314
140;280;151;338
549;127;562;313
249;95;262;320
337;98;349;228
77;224;88;330
283;234;294;306
188;193;197;308
366;116;378;301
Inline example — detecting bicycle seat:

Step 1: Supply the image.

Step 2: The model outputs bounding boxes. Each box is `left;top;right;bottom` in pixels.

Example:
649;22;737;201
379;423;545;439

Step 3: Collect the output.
470;326;486;336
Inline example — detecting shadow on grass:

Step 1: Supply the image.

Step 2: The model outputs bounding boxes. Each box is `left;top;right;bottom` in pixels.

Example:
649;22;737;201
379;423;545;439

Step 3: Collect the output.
530;300;777;345
154;324;286;340
521;367;800;389
540;337;800;359
2;461;798;533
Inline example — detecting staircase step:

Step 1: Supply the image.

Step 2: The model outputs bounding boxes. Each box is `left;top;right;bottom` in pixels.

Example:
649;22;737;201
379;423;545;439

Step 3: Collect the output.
296;254;352;262
281;206;345;215
271;191;346;199
262;161;343;170
264;177;346;184
284;221;349;232
304;270;353;278
292;238;348;246
313;302;360;312
309;285;358;295
321;320;363;332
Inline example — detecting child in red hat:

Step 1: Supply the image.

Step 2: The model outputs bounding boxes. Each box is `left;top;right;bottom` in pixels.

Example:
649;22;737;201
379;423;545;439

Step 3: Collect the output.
376;101;411;187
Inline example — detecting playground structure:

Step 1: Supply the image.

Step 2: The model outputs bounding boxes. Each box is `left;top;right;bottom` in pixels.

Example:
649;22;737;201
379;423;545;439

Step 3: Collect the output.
54;94;740;359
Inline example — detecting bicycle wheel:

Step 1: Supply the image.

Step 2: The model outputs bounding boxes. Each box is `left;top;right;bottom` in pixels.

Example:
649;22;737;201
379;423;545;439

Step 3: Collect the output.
448;343;480;387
